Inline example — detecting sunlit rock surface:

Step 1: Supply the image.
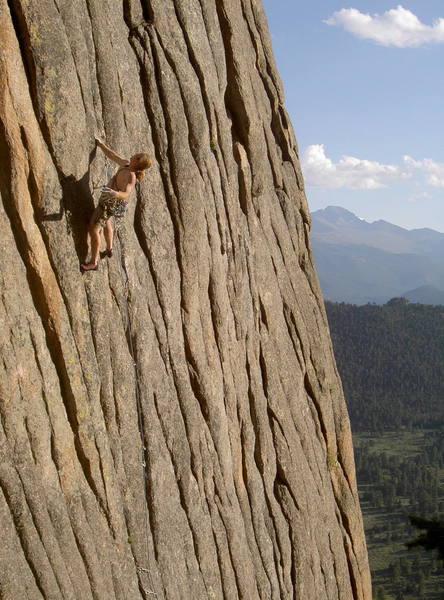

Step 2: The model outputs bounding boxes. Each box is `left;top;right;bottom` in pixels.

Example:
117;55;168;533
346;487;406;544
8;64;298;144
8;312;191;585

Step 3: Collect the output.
0;0;371;597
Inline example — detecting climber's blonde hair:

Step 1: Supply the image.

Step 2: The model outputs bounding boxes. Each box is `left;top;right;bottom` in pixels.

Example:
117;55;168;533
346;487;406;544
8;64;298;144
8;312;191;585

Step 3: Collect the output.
131;152;153;181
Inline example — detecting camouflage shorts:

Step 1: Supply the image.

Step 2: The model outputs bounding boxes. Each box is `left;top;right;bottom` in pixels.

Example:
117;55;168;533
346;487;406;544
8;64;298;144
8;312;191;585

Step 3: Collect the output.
91;189;128;227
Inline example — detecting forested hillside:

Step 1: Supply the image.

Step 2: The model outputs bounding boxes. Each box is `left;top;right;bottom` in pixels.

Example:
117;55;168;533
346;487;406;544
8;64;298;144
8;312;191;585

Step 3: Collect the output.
326;300;444;599
326;299;444;432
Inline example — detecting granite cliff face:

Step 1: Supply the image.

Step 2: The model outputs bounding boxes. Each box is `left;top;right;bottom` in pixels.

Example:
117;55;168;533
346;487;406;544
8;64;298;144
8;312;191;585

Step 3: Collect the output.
0;1;371;598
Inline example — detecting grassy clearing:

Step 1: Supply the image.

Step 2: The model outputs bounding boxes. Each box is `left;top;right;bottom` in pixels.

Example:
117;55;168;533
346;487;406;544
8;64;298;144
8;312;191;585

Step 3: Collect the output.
354;429;431;457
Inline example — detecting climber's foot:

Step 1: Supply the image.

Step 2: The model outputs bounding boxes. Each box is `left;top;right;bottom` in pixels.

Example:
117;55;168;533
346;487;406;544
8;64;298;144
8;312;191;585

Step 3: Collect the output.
100;248;113;259
80;262;98;272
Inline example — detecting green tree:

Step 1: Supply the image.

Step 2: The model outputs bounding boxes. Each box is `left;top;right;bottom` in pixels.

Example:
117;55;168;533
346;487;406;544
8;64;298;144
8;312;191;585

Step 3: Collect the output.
417;571;426;597
391;559;401;583
375;586;387;600
407;515;444;560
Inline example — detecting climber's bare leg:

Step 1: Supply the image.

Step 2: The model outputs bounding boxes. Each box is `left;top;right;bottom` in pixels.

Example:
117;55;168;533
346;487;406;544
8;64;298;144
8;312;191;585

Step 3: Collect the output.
81;223;102;270
104;218;113;254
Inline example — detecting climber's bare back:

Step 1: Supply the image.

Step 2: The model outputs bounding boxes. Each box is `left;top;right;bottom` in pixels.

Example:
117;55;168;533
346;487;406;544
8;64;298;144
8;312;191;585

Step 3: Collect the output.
110;166;136;194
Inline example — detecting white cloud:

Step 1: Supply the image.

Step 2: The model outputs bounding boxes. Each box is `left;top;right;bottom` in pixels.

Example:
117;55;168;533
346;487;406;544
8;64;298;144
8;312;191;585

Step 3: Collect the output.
404;155;444;187
407;191;431;203
325;6;444;47
302;144;410;190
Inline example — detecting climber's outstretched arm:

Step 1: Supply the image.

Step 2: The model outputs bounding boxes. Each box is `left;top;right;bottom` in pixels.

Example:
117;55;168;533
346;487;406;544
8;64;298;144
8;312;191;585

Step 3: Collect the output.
95;137;128;166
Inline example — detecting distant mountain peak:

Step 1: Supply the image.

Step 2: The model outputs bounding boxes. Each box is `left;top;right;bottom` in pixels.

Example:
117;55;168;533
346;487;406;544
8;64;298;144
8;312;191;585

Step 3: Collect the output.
403;285;444;305
311;207;444;237
370;219;406;233
310;206;444;304
311;206;369;233
315;205;363;223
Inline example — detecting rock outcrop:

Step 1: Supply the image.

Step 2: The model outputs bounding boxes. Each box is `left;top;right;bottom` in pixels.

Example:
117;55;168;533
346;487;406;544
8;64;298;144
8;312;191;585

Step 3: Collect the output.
0;0;371;598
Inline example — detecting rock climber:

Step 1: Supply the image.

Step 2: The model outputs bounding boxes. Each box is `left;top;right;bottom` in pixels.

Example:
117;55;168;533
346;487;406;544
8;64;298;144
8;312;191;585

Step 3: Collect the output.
81;137;153;271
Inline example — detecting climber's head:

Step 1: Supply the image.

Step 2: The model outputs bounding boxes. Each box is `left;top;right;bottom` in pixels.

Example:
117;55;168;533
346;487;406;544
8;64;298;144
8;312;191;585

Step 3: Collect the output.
129;152;153;181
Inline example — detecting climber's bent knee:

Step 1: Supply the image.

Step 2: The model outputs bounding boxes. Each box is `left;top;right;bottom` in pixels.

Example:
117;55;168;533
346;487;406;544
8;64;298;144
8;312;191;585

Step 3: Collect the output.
88;222;102;235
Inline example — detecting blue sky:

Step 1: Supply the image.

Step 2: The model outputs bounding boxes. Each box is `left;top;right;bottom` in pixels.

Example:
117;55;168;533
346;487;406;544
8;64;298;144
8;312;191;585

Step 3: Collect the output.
262;1;444;231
